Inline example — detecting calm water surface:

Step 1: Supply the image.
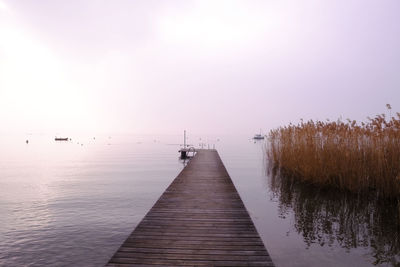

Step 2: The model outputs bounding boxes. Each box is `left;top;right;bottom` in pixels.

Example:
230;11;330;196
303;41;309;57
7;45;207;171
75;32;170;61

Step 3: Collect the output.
0;134;399;266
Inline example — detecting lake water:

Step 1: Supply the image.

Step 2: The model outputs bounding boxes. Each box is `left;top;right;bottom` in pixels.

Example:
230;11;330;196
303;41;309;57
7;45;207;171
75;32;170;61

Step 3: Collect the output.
0;134;399;266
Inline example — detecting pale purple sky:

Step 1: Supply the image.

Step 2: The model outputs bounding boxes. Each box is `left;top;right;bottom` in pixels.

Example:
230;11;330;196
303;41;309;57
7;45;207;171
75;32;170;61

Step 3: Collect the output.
1;0;399;135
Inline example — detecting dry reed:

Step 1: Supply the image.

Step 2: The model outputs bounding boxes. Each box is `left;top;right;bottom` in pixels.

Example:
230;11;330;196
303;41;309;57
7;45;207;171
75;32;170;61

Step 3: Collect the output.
267;107;400;197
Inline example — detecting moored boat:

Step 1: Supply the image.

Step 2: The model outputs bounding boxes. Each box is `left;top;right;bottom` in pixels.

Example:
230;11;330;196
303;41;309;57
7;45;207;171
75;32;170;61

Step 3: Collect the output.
253;134;265;140
55;137;69;141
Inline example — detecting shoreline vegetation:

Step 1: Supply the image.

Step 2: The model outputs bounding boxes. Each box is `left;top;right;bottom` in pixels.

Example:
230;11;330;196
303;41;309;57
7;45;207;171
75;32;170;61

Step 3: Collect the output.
267;105;400;197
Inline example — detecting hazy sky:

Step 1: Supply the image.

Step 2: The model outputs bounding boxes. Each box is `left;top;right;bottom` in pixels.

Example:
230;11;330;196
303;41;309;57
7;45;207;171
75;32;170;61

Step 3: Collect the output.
1;0;399;135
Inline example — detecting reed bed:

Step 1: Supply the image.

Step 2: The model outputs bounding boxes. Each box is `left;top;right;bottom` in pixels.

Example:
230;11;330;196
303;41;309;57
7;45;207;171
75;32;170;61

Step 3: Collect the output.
267;109;400;197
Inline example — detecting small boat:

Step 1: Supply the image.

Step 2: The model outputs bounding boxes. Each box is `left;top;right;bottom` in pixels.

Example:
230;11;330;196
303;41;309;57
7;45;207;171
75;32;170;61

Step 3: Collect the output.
253;129;265;140
55;137;69;141
253;134;265;140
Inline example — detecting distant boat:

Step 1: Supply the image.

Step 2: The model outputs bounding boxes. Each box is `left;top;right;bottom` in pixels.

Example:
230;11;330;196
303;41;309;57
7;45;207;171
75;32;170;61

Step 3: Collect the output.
253;134;265;140
253;129;265;140
55;137;69;141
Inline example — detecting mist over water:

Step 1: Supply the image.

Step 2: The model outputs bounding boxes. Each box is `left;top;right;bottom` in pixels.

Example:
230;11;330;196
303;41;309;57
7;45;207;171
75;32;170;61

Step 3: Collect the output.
1;1;399;135
1;1;400;265
0;134;399;266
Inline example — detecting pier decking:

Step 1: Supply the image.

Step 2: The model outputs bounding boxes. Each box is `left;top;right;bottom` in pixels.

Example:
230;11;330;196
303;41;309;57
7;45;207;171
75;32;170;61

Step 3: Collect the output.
107;149;274;266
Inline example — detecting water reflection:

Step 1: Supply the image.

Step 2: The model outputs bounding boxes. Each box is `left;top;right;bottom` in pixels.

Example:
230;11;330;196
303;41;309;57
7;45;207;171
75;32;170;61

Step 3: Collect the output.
179;157;189;167
267;166;400;265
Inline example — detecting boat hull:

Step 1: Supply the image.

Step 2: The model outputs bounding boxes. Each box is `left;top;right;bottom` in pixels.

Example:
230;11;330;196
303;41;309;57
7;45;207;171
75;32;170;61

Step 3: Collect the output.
55;138;69;141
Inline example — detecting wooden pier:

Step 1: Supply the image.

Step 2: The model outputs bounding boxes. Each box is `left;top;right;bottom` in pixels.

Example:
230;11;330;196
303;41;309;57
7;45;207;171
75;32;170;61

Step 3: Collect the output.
107;149;274;266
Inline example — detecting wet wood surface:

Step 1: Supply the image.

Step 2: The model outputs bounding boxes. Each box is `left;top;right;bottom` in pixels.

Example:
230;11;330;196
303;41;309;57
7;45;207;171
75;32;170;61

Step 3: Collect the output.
107;149;274;266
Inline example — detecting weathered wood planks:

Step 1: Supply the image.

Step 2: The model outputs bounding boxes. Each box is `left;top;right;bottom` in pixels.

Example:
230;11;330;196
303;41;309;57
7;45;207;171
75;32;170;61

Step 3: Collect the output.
107;149;274;266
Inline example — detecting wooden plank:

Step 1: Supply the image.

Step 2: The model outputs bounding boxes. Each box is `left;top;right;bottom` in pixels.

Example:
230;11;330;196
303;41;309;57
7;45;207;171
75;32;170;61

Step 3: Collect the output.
109;258;274;266
121;241;267;249
113;252;271;261
117;247;269;256
106;150;274;266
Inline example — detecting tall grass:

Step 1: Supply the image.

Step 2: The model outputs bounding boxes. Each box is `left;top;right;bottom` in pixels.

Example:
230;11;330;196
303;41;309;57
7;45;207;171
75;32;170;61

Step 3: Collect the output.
267;108;400;197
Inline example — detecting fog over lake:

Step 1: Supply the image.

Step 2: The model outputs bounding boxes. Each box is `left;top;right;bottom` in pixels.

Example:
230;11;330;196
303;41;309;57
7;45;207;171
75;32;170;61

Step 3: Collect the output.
1;0;399;135
1;1;400;266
